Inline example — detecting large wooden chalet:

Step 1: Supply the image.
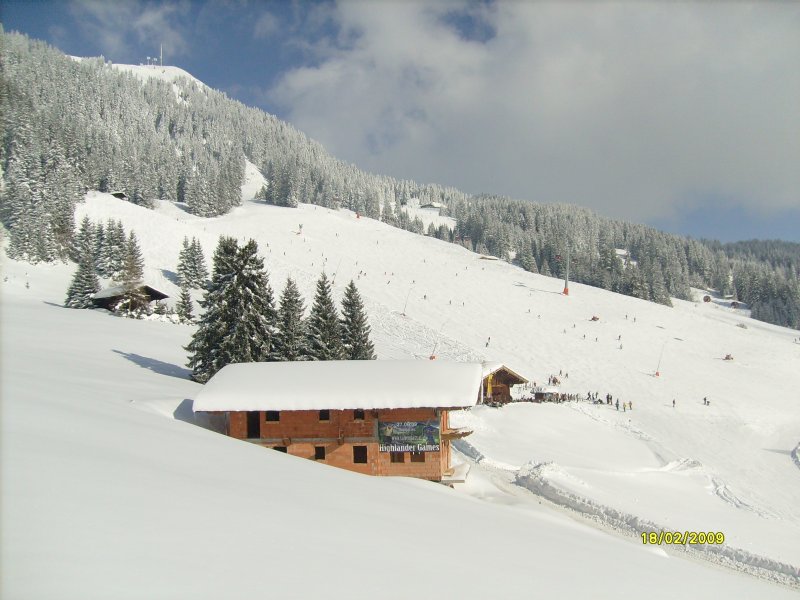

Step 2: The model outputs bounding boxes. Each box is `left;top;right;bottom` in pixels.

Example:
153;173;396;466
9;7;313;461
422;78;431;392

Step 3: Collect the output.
192;360;482;483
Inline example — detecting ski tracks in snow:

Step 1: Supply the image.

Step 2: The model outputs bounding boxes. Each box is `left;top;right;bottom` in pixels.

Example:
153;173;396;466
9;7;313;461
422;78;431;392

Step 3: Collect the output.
454;440;799;589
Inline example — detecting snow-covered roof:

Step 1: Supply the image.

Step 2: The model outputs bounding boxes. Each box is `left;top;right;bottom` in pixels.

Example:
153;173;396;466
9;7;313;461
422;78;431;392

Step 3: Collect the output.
93;283;168;300
193;360;483;412
481;361;529;384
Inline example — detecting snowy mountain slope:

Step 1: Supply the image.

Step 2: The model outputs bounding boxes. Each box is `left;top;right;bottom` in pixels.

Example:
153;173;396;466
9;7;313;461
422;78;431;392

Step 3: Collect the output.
2;167;799;595
112;62;206;89
2;251;797;599
66;171;800;569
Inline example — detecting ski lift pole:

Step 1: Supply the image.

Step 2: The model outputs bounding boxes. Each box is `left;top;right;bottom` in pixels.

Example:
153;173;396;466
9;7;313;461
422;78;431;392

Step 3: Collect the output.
655;340;667;377
402;284;413;316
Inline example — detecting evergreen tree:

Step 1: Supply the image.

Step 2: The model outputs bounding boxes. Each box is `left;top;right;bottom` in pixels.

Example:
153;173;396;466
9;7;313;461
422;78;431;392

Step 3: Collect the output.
65;253;99;308
175;285;194;324
186;237;278;382
106;220;126;279
115;231;147;315
518;246;536;272
306;272;344;360
189;237;209;286
94;222;109;277
540;259;551;277
177;236;192;286
224;239;279;363
340;280;376;360
70;216;95;263
275;277;310;361
121;231;145;284
186;237;239;382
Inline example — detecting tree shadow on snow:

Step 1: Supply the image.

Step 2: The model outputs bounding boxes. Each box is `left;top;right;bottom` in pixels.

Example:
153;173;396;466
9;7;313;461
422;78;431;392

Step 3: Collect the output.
160;269;180;285
113;349;191;380
43;301;67;309
763;448;792;456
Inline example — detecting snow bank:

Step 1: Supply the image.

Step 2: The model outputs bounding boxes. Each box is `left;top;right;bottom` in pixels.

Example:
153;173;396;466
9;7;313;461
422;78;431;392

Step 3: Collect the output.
515;461;800;588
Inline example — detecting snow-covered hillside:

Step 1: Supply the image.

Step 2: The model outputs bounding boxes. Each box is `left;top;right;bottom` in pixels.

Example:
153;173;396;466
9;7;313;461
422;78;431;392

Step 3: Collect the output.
112;62;206;88
2;171;799;597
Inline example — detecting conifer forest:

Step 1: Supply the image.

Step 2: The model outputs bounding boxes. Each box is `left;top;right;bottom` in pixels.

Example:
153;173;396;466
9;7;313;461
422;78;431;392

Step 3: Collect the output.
1;30;798;329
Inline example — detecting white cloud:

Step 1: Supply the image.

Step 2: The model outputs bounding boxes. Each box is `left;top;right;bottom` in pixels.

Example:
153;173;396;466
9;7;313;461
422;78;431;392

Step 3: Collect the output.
70;0;191;61
253;11;278;39
269;2;800;223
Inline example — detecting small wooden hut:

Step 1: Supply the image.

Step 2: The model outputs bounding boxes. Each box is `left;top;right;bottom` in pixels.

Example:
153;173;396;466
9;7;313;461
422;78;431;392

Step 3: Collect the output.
92;283;168;311
480;362;528;405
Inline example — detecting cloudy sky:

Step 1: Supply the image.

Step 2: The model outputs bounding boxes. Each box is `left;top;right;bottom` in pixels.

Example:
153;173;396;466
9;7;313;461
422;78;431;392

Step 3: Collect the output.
3;0;799;242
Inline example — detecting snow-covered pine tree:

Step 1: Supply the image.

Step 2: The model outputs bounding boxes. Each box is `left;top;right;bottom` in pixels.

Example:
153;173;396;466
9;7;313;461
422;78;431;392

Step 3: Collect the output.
306;272;344;361
94;222;109;277
223;239;279;364
70;216;96;263
340;280;376;360
186;237;278;382
64;224;100;308
64;251;99;309
177;236;192;287
106;220;127;280
274;277;310;361
122;231;144;283
518;246;536;273
115;231;147;316
175;285;194;324
186;236;239;382
189;237;209;287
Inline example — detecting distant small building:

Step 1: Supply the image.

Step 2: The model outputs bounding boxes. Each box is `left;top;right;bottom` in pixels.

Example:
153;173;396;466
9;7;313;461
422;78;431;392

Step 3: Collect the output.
480;362;528;405
192;360;481;483
529;386;559;402
109;191;128;201
703;295;712;303
92;283;168;311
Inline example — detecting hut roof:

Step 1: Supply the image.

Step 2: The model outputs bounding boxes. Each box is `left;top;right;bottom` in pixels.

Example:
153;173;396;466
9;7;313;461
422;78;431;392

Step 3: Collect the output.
481;361;529;385
93;283;168;301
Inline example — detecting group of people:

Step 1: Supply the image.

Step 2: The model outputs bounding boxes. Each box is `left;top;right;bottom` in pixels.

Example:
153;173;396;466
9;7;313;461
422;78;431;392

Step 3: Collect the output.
588;392;633;412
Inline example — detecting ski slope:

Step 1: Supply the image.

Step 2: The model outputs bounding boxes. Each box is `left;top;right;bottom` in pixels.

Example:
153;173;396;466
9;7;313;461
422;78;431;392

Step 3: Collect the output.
2;164;799;597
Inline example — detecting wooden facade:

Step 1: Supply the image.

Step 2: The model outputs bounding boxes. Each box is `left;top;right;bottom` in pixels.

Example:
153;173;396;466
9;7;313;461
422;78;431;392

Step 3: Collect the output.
223;407;465;482
482;365;528;405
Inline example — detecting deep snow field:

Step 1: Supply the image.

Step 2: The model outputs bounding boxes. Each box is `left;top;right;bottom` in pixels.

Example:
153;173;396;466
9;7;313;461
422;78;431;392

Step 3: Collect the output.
2;162;799;598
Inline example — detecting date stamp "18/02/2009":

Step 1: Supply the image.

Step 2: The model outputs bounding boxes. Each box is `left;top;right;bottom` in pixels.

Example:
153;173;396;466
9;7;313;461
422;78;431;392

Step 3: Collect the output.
641;531;725;545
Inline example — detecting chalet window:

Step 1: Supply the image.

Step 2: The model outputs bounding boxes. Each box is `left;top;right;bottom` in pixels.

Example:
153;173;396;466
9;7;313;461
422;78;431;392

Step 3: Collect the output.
314;446;326;460
390;452;405;463
353;446;368;464
354;409;365;421
265;411;280;422
410;452;425;463
273;446;287;453
319;409;330;421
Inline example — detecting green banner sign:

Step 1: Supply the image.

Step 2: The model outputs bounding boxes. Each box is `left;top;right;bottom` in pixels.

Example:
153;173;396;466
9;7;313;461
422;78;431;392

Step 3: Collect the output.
378;420;440;452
